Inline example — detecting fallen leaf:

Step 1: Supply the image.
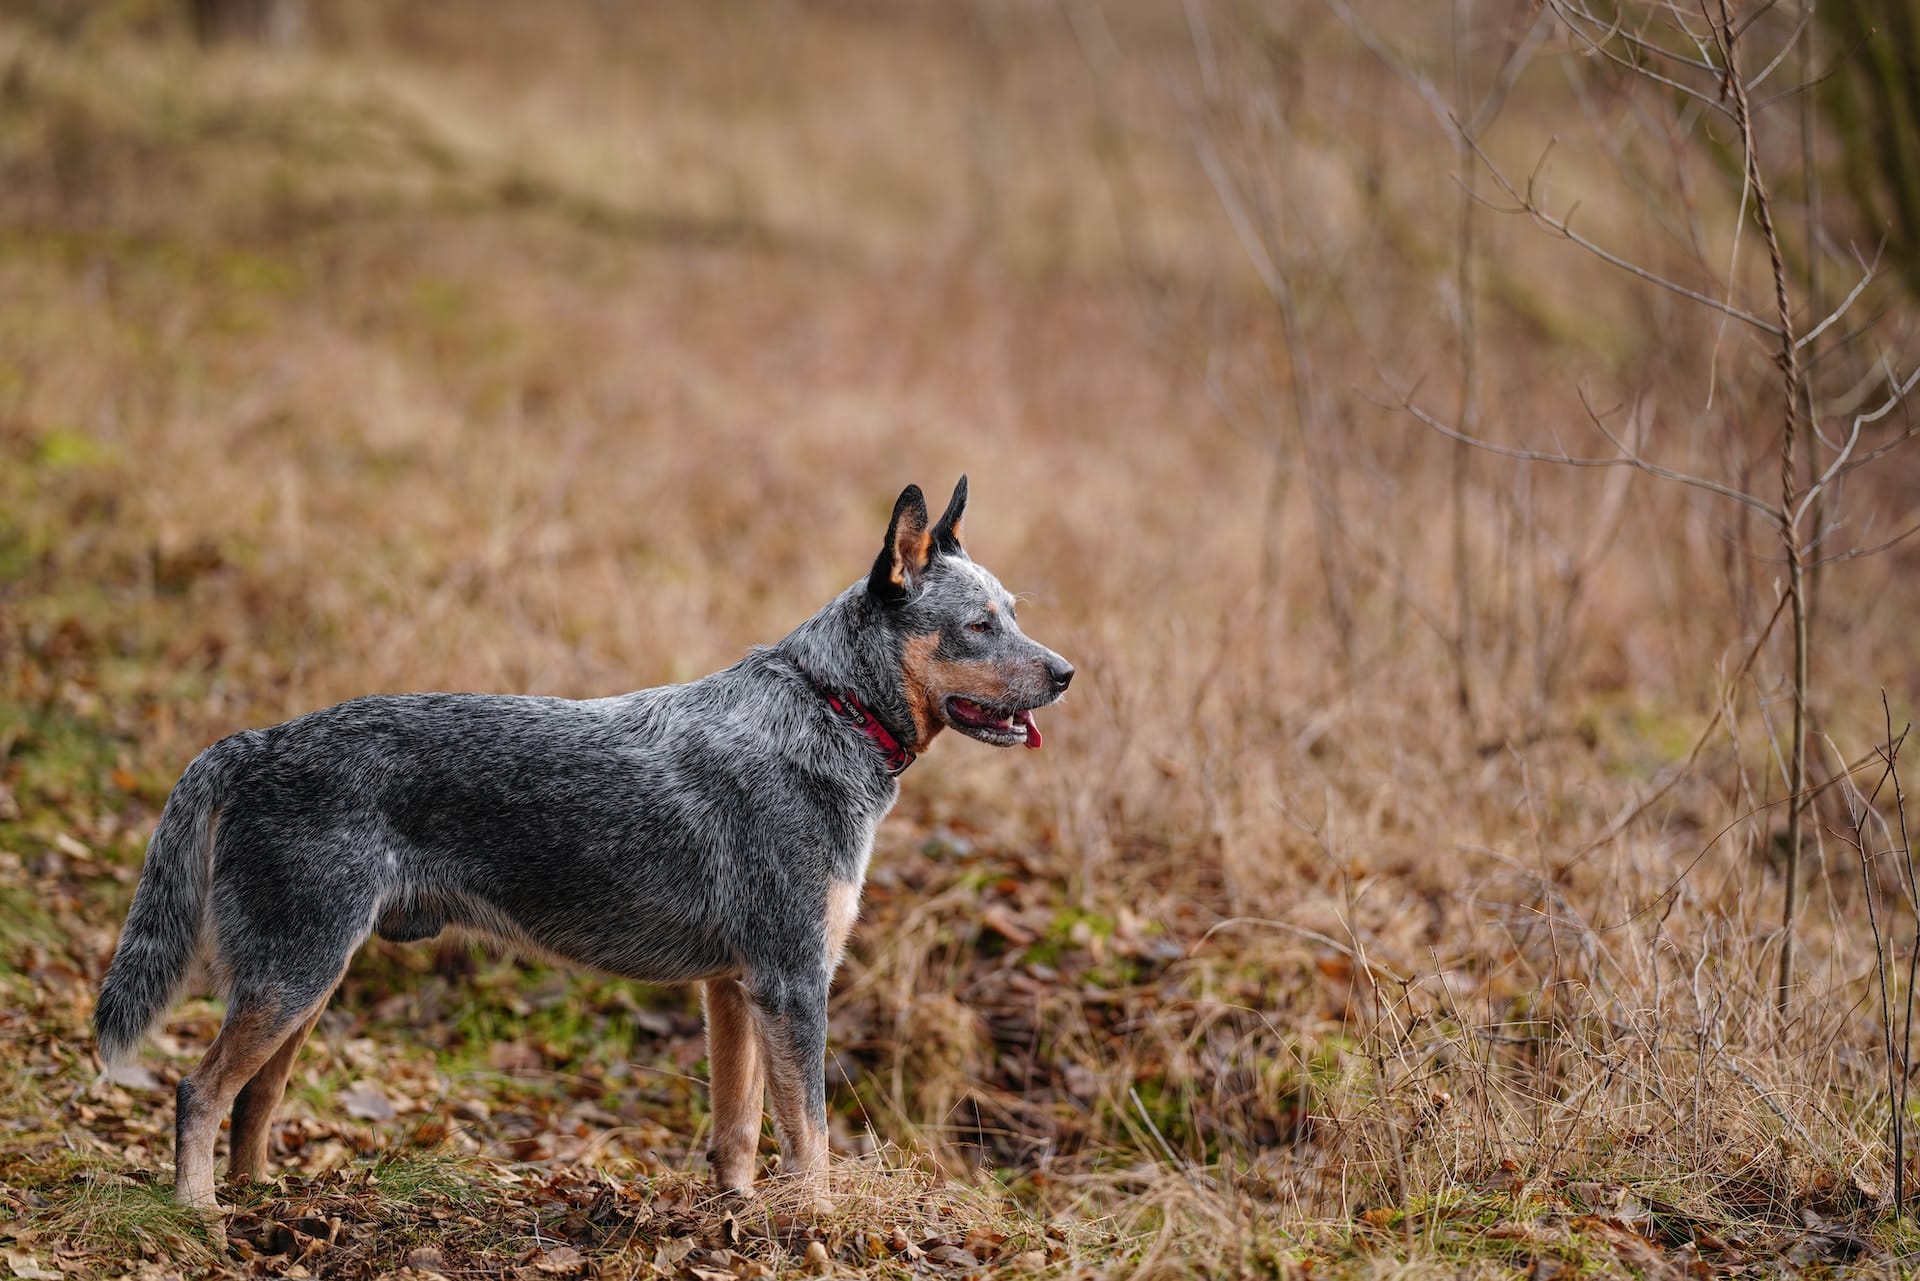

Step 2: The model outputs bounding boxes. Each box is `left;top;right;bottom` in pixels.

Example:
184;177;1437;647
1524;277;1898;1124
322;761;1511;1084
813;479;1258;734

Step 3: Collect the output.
887;1227;921;1259
1787;1224;1874;1267
964;1227;1007;1257
925;1244;979;1269
489;1041;544;1073
3;1252;62;1281
531;1244;586;1275
339;1080;395;1122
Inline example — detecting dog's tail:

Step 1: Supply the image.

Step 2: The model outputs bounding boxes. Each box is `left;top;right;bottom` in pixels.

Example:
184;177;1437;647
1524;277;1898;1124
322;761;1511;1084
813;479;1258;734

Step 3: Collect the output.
93;733;255;1068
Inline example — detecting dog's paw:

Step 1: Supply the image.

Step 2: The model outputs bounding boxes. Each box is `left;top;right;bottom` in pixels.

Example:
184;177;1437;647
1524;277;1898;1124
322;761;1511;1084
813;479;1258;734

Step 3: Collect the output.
179;1195;231;1220
706;1183;755;1208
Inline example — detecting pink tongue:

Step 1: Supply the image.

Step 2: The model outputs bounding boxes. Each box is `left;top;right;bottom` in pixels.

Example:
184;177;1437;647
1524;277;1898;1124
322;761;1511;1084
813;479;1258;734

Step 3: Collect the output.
1023;710;1042;750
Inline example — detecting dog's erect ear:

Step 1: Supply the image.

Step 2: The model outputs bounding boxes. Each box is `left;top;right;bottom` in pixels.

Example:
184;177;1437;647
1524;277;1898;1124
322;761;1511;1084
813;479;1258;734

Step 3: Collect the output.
868;483;933;604
930;474;967;558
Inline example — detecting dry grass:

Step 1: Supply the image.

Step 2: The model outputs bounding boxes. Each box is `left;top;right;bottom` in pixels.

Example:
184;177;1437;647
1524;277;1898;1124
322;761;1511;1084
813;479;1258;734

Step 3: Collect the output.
2;1;1918;1277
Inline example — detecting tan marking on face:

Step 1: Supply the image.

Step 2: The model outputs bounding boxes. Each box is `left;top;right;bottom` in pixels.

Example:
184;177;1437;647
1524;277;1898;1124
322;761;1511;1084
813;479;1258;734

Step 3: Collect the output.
902;632;1026;744
703;978;765;1191
985;600;998;615
825;881;862;974
899;632;942;748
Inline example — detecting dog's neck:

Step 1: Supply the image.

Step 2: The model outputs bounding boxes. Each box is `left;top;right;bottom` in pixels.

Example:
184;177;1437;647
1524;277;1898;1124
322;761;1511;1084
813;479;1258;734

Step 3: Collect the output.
773;584;925;757
797;669;915;775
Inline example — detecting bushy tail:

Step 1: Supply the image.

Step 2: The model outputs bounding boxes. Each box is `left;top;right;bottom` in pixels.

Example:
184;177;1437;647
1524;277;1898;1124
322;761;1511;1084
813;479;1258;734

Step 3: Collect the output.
93;734;252;1067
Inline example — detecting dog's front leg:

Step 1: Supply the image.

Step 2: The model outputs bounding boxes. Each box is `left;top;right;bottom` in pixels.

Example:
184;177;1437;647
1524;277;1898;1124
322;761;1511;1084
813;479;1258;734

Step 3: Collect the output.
702;977;765;1192
747;975;830;1183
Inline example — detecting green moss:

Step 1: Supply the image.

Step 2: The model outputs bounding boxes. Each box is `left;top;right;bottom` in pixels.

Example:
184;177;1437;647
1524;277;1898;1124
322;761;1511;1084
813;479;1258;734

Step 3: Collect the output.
2;700;129;817
34;426;111;470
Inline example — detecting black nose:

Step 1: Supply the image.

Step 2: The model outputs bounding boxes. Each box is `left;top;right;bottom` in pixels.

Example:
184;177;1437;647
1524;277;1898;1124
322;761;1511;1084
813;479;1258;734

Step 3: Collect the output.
1048;658;1074;693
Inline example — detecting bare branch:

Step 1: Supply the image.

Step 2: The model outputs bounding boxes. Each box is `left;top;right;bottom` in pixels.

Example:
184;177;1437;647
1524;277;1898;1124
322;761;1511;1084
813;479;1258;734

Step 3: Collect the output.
1333;0;1780;335
1323;0;1457;138
1489;130;1782;335
1463;8;1555;138
1794;249;1879;352
1394;388;1776;516
1742;7;1812;94
1192;129;1281;300
1555;589;1790;874
1556;2;1721;75
1798;361;1920;521
1811;517;1920;569
1552;2;1733;115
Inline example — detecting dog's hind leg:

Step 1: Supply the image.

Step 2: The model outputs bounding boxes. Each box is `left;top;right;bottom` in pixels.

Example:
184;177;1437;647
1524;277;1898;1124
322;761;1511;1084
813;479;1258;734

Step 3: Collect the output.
174;995;310;1212
702;977;765;1192
227;969;345;1186
184;832;375;1211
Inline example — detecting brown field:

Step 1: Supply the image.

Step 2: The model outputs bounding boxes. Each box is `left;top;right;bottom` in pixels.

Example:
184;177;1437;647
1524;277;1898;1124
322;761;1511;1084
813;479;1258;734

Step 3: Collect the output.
2;2;1918;1277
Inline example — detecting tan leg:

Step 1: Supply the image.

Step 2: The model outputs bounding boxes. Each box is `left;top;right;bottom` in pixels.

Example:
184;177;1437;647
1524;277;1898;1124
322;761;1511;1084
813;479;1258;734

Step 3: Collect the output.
175;999;301;1211
703;977;765;1191
749;988;829;1183
227;998;329;1185
761;1056;828;1177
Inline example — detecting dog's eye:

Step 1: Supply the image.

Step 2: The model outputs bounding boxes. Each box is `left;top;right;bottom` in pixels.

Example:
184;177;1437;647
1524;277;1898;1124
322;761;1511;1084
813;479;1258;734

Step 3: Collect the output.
967;619;992;634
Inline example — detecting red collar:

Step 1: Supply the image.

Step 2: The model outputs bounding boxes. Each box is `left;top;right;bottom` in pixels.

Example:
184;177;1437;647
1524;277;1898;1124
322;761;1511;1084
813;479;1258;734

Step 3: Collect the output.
803;671;916;776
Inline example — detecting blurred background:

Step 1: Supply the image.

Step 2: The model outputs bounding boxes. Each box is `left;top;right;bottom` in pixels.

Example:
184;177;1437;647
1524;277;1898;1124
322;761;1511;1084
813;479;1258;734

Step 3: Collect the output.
3;0;1919;1274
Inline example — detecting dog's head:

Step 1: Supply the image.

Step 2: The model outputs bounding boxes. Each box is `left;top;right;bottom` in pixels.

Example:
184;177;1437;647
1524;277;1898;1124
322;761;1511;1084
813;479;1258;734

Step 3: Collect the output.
866;476;1073;750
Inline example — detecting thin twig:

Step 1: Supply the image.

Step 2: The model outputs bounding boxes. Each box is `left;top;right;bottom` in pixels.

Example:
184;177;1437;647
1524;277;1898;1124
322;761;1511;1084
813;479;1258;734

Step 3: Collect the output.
1828;727;1900;1207
1798;362;1920;522
1332;0;1788;335
1810;516;1920;568
1710;0;1808;1017
1395;391;1775;517
1793;251;1879;352
1554;588;1790;873
1888;693;1916;1208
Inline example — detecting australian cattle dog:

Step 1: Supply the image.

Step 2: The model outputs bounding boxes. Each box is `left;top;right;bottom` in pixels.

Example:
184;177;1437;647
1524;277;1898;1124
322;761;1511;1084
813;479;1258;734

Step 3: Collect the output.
94;476;1074;1210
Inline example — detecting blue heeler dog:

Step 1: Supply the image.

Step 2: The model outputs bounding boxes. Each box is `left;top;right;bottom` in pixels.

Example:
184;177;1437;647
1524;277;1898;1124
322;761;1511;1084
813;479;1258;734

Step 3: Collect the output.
93;476;1073;1211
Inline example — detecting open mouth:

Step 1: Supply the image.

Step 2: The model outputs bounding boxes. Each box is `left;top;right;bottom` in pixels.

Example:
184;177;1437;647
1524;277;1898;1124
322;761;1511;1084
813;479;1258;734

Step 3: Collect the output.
945;696;1044;749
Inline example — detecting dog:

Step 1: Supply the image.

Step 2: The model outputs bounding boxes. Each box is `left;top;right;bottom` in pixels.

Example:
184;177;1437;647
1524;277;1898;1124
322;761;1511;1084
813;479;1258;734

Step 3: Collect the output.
93;475;1073;1211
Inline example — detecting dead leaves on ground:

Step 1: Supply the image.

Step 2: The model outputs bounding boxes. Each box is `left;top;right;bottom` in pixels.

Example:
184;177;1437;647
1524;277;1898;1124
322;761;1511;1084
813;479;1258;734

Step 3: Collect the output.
2;1164;1072;1281
1331;1170;1891;1279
